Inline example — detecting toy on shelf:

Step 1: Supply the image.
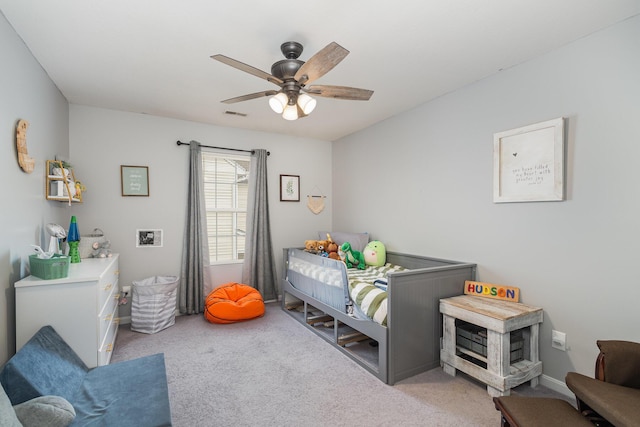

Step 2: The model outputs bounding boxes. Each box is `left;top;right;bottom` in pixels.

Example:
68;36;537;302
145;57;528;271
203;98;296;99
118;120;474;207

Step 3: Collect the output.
91;240;113;258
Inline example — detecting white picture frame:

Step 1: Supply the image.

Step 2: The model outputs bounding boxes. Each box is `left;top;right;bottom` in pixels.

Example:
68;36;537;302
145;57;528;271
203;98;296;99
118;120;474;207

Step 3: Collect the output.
493;117;565;203
136;229;163;247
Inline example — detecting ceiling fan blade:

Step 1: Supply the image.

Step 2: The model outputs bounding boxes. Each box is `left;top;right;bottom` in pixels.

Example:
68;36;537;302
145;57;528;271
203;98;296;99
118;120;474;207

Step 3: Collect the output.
294;42;349;85
211;54;284;86
221;90;278;104
305;85;374;101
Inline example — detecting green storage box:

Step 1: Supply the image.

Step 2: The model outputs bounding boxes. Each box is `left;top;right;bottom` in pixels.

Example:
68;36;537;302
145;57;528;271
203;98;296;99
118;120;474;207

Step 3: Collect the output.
29;254;70;280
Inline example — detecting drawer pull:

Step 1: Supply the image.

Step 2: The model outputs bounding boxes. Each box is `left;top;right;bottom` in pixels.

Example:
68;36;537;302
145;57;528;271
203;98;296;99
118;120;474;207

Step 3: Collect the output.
114;293;120;300
104;314;112;321
103;283;112;291
106;343;113;353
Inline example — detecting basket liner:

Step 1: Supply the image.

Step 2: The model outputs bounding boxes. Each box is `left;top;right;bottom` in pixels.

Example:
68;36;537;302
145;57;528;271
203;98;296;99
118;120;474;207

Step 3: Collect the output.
78;228;106;258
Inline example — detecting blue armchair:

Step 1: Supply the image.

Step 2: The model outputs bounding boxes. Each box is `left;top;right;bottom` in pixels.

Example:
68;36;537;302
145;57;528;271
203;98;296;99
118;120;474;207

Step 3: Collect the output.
0;326;172;426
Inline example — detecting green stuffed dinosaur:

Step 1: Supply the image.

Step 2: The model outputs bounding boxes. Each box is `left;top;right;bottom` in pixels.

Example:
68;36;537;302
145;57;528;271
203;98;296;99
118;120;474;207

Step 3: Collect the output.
341;242;366;270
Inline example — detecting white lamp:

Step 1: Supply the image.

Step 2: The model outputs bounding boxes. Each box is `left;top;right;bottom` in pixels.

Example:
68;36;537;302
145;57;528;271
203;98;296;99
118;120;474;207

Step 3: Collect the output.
297;93;316;115
268;92;288;114
282;104;299;121
269;92;317;120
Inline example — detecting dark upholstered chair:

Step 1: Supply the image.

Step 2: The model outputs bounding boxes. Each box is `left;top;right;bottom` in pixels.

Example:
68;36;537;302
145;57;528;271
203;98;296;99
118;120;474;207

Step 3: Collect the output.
565;340;640;427
493;395;592;427
494;340;640;427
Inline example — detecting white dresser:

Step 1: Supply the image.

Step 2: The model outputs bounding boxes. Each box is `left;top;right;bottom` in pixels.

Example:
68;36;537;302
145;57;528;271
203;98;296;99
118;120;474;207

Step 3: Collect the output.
15;254;120;368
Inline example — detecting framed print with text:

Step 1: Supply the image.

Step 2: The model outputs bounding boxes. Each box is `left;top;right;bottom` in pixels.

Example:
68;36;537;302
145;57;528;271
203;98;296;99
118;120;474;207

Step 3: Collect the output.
121;165;149;196
493;118;565;203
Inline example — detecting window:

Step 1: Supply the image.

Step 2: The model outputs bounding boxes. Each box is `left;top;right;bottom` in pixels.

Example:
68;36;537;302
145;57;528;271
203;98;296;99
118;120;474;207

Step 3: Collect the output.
202;152;250;263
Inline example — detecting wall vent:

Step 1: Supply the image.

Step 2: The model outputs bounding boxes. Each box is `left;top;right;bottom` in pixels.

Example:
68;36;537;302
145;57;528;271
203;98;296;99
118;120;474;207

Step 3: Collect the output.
224;111;247;117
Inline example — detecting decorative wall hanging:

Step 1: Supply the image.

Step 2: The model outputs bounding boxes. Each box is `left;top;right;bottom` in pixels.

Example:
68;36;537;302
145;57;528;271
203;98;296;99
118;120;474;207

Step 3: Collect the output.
306;186;326;214
136;229;163;247
280;174;300;202
121;165;149;196
16;119;35;173
493;117;565;203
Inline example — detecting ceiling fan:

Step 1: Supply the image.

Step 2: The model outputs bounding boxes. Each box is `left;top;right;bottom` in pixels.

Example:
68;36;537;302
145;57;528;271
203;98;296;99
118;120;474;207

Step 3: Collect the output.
211;41;374;120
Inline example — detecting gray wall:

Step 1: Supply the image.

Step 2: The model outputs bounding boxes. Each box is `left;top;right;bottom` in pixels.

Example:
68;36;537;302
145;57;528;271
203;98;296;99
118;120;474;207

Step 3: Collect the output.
332;16;640;392
0;11;70;364
68;105;332;320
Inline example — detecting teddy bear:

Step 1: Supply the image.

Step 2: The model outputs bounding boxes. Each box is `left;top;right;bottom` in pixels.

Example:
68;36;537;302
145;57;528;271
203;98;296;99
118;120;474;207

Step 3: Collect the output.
325;237;340;260
305;239;331;256
304;240;319;254
316;239;329;255
91;240;113;258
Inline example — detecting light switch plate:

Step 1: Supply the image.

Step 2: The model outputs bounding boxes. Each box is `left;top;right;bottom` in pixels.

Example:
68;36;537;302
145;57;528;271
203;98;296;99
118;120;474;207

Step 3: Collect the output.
552;330;566;351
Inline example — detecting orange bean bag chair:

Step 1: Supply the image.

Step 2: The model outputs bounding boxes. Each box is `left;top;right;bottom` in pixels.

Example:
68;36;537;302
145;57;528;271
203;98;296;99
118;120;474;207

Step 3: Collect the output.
204;282;265;324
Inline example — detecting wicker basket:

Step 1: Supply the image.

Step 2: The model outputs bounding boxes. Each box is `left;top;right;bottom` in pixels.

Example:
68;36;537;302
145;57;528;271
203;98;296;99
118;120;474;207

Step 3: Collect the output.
79;228;106;258
29;254;69;280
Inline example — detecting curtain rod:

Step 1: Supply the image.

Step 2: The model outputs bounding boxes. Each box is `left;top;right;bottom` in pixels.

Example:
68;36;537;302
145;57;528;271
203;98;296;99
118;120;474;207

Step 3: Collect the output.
176;140;270;156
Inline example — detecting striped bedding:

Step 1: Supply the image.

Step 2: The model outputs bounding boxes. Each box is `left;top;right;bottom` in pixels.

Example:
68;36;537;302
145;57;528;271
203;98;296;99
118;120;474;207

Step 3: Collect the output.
348;263;407;326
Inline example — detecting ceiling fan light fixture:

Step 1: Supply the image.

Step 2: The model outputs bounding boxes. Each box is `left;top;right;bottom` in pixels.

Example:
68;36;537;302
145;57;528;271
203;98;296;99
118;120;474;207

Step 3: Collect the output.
297;93;317;115
282;104;299;121
212;41;373;122
268;92;288;114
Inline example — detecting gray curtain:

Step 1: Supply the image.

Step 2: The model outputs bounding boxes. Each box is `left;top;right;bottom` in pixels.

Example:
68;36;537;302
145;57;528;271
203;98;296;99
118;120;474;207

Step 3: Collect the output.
242;149;278;301
179;141;210;314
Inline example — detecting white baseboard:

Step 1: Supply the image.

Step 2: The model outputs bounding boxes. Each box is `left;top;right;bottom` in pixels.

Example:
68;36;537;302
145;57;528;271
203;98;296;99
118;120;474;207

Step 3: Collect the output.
539;374;573;398
119;316;131;325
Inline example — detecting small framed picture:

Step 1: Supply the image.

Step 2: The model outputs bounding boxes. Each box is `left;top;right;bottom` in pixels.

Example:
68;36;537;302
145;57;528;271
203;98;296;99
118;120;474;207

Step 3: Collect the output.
136;229;163;247
121;165;149;197
280;174;300;202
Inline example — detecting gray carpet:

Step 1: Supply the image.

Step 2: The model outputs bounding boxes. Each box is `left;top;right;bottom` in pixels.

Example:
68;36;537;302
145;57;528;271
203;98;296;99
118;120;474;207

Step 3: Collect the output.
112;302;570;426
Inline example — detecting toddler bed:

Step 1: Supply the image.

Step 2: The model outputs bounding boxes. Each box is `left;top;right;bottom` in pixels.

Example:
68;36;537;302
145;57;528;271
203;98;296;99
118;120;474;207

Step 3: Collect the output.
281;245;476;385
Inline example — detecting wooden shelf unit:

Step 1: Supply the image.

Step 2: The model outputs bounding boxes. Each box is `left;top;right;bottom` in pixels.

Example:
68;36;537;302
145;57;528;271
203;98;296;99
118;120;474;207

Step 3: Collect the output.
46;160;82;203
439;295;543;397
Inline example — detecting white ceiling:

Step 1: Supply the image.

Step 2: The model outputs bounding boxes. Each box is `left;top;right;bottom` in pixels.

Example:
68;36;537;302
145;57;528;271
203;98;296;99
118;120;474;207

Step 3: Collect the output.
2;1;639;141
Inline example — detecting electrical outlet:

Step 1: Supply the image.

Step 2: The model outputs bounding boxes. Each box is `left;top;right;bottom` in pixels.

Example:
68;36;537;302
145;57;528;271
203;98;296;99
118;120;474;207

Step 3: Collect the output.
552;330;566;351
122;285;131;296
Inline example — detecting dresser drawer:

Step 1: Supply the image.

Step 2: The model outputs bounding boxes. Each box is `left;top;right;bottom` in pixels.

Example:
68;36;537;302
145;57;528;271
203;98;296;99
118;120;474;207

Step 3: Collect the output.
98;318;118;366
98;297;118;342
98;261;119;310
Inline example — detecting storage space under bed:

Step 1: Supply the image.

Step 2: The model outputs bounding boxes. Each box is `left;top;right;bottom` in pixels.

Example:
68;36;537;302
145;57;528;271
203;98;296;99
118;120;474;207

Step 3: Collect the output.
281;248;477;384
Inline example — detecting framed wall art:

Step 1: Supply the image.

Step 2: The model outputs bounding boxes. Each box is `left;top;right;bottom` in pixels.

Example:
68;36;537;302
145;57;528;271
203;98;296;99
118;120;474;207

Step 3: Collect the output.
121;165;149;196
493;117;565;203
136;229;163;247
280;174;300;202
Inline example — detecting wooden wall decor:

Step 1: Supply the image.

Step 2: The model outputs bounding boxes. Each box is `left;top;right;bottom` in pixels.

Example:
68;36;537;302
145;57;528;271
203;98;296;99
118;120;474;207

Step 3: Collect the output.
16;119;35;173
